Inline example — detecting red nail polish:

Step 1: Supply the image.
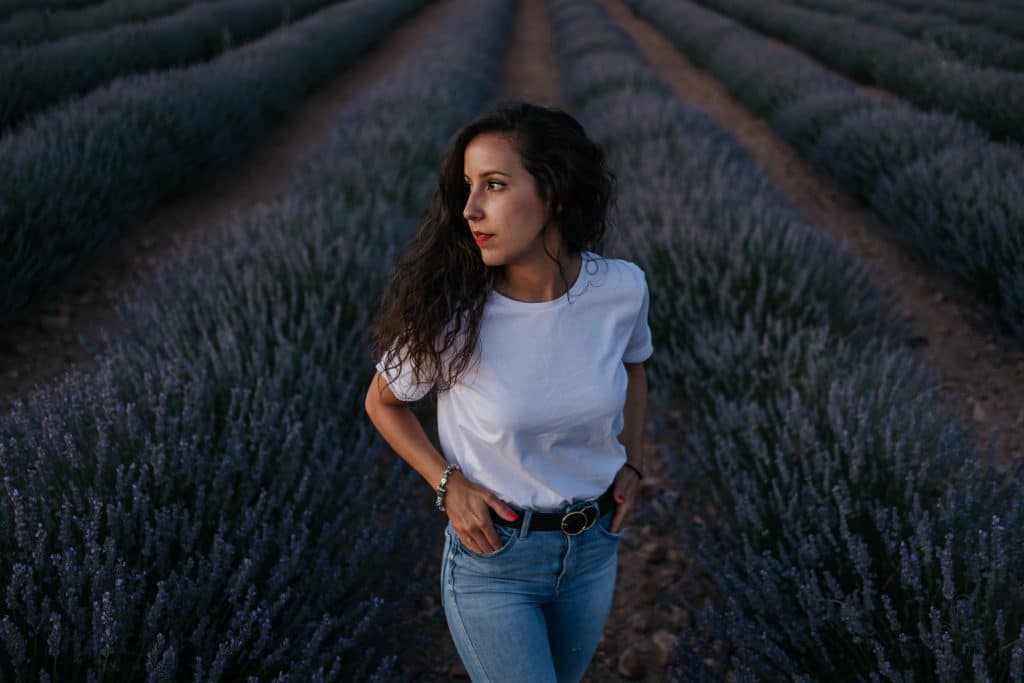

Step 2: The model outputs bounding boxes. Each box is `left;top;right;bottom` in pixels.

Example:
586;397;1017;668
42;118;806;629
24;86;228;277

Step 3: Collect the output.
509;512;518;520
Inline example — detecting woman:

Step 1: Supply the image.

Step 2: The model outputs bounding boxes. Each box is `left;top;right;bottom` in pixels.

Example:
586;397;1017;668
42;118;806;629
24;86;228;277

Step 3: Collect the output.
364;101;652;682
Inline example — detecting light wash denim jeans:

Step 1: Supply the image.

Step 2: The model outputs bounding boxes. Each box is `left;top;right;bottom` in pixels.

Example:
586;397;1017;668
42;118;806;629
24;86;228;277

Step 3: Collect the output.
440;501;622;683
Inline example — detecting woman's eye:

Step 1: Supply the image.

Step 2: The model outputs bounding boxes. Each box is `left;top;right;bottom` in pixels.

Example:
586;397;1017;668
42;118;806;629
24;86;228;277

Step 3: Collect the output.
463;180;504;191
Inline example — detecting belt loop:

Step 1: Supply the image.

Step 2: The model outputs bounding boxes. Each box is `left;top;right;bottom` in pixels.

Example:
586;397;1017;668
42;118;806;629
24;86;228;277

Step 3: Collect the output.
519;509;533;539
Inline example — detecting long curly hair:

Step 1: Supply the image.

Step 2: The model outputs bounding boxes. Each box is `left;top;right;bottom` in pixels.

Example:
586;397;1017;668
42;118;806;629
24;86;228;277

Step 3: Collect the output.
370;101;617;401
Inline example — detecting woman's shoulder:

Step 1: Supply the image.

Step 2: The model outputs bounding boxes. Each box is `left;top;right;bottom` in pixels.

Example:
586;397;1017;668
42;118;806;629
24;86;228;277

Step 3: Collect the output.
581;250;646;286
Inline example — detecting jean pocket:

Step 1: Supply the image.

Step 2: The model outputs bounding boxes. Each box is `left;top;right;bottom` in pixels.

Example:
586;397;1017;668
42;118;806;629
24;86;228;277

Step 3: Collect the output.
591;511;622;541
449;521;519;559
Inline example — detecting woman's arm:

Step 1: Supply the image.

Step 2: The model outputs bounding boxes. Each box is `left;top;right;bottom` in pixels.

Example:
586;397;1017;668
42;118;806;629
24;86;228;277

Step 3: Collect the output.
364;372;519;552
364;371;450;491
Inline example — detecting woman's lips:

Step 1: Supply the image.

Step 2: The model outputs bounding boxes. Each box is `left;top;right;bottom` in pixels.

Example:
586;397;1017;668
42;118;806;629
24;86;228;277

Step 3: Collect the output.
473;232;494;245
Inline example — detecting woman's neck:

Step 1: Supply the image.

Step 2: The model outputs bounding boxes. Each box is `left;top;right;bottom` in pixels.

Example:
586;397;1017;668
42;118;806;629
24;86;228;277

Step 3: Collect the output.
493;250;583;303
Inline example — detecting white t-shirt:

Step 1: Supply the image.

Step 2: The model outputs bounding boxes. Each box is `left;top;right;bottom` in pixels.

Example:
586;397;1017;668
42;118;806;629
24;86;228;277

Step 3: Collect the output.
375;250;654;510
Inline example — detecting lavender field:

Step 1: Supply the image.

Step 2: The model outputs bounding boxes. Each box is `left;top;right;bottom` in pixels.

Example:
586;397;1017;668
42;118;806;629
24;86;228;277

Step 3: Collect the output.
1;0;1022;679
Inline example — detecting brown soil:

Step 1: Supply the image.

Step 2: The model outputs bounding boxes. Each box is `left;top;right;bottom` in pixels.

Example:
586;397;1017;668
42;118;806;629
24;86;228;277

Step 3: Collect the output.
0;0;456;414
604;0;1024;471
498;0;564;108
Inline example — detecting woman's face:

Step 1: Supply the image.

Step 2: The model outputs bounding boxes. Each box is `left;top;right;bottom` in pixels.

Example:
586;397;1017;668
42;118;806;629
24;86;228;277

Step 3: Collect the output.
462;132;555;267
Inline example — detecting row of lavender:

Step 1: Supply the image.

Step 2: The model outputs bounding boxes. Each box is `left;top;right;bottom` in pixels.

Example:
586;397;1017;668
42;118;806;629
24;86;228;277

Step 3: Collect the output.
0;0;427;330
0;0;514;679
785;0;1024;72
0;0;346;134
688;0;1024;145
0;0;100;20
548;0;1024;679
0;0;203;47
885;0;1024;42
625;0;1024;345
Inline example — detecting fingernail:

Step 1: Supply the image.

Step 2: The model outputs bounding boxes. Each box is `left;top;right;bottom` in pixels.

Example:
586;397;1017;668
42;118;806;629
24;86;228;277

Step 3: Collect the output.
615;495;624;503
509;511;518;520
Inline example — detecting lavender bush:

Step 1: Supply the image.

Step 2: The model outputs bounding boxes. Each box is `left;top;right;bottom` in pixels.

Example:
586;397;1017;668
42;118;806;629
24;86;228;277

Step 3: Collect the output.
703;37;851;117
561;52;666;107
549;0;1024;679
554;4;638;61
871;144;1024;336
786;0;1024;72
0;0;515;679
681;332;1024;681
770;90;876;152
883;0;1024;42
689;0;1024;145
0;0;208;47
0;0;103;21
625;0;1024;342
809;106;987;201
0;0;428;332
0;0;347;133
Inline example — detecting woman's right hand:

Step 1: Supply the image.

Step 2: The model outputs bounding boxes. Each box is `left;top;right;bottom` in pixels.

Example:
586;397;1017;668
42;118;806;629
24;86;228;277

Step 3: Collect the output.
444;471;519;554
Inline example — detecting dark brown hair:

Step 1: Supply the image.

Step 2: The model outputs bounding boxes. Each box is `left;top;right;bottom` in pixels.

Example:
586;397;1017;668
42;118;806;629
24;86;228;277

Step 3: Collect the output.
369;101;616;400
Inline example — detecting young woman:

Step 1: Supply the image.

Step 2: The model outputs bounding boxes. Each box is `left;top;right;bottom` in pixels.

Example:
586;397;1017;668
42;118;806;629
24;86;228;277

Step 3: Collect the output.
364;101;652;682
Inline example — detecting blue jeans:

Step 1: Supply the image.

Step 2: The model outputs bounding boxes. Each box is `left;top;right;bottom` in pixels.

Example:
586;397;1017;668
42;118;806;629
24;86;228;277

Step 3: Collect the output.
440;502;622;683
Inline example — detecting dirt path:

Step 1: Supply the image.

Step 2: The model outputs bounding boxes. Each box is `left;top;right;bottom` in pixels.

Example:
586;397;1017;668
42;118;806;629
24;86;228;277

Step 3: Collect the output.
0;0;456;414
604;0;1024;471
498;0;563;106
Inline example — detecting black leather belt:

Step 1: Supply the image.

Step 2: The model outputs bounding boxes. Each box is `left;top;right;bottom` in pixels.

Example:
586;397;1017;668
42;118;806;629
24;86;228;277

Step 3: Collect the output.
490;482;617;535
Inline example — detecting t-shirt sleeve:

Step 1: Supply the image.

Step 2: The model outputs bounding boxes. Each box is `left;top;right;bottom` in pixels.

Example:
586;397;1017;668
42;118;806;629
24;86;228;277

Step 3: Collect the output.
623;267;654;364
374;340;436;402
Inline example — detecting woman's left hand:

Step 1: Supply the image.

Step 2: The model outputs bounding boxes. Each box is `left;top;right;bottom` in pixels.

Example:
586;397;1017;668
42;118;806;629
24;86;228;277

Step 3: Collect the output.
609;463;641;533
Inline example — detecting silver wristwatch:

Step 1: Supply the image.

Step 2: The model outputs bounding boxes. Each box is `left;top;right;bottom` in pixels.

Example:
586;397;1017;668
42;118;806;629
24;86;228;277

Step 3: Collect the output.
435;463;461;511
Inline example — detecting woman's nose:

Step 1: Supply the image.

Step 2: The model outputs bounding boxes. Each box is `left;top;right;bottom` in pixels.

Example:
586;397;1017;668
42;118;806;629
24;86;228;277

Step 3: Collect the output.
463;195;483;222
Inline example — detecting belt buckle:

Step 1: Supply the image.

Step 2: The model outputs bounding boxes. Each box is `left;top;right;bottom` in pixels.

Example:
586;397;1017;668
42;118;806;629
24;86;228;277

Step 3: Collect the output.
560;502;599;536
